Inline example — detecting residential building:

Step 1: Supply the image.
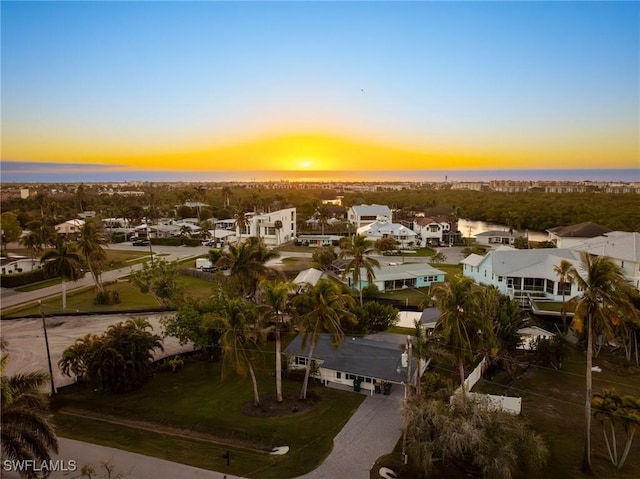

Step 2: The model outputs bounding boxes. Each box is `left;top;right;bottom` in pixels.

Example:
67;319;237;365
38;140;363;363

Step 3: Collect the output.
285;333;416;394
347;204;392;228
546;222;611;248
461;247;581;300
1;256;41;275
341;262;445;292
474;230;519;246
572;231;640;290
55;219;84;235
238;207;296;246
357;217;418;248
297;235;342;247
413;217;454;246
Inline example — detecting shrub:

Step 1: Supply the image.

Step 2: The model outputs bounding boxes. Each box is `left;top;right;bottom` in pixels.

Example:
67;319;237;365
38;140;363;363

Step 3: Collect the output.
94;290;121;305
0;268;48;288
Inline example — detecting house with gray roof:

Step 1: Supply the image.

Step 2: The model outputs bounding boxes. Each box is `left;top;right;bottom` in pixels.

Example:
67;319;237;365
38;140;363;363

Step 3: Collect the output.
347;204;392;228
546;222;611;248
284;333;416;394
461;247;582;300
474;230;519;246
356;217;418;249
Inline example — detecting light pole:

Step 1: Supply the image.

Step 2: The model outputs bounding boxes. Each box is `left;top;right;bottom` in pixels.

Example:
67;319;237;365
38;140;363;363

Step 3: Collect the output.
39;301;56;396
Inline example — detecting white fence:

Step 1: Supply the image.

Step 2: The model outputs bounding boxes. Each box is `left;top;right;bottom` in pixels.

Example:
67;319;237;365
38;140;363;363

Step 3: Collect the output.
452;356;522;415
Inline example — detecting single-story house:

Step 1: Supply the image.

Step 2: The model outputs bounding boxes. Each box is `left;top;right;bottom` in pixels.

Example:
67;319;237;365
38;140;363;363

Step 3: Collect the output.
474;230;519;246
147;224;181;238
55;219;84;235
285;333;416;394
347;262;446;292
546;222;611;249
297;235;342;247
1;256;41;275
517;326;555;350
292;268;326;288
461;247;582;300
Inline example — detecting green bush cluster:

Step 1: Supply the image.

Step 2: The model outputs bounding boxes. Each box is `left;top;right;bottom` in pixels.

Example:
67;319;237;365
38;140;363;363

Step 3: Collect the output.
0;268;48;288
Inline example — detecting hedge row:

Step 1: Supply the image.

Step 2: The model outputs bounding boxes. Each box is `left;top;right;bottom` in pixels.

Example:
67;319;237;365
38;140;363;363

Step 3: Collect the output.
0;268;50;288
150;237;201;247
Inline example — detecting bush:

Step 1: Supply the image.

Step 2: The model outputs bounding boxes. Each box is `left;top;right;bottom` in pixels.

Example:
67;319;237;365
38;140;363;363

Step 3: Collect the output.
150;237;201;247
0;268;48;288
361;284;380;299
94;290;121;305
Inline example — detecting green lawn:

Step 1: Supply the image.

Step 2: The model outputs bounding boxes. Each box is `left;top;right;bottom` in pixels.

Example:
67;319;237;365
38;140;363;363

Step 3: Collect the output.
384;248;435;257
52;348;365;479
2;275;217;318
16;277;63;292
473;350;640;478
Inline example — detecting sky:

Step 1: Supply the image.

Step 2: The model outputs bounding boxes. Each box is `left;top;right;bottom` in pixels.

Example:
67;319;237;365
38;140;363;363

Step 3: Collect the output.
1;0;639;180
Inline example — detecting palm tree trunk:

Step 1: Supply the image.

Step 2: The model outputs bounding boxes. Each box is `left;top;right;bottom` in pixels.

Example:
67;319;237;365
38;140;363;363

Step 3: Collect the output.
618;430;636;469
300;341;316;400
61;279;67;311
248;362;260;407
275;326;283;403
459;360;466;404
582;317;593;474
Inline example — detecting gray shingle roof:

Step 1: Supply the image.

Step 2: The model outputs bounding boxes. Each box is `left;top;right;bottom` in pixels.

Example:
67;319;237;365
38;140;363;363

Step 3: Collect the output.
547;222;611;238
285;334;413;383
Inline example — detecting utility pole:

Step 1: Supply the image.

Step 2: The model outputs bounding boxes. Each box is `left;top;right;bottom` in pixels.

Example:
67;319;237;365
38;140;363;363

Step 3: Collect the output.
39;301;56;396
401;334;413;465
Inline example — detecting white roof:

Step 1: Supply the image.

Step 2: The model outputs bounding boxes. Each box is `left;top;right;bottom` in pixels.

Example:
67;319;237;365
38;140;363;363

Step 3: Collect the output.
293;268;325;286
362;262;445;282
572;231;640;263
483;248;580;277
461;253;484;267
350;204;392;216
518;326;555;337
474;230;517;238
357;220;417;237
209;229;235;238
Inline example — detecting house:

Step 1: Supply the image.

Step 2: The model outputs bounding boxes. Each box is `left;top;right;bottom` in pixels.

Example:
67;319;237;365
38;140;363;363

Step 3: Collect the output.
1;256;41;275
412;217;455;247
345;262;446;292
243;207;297;246
517;326;555;350
285;333;416;394
347;204;392;228
297;235;342;247
357;217;418;249
292;268;326;288
474;230;519;246
461;247;581;300
546;222;611;248
147;224;181;238
55;219;84;235
572;231;640;290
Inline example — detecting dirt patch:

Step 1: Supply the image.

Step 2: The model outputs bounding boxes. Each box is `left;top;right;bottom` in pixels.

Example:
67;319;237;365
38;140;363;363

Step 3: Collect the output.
241;393;317;418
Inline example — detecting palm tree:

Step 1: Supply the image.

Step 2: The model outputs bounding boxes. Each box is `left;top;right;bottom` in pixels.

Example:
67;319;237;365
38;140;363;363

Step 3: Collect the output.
41;238;82;311
432;275;479;402
0;356;59;478
554;259;575;333
20;230;43;270
222;186;232;208
293;279;356;399
76;218;108;293
316;205;330;235
261;280;295;402
339;234;381;306
234;208;249;243
211;297;264;407
274;219;283;245
569;252;637;473
218;237;280;300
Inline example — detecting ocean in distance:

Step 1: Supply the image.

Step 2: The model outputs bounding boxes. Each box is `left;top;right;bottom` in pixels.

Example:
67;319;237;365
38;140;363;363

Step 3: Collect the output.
1;161;639;184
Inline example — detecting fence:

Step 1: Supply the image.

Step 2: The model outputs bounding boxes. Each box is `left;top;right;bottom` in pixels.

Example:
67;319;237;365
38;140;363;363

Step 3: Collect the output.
452;356;522;415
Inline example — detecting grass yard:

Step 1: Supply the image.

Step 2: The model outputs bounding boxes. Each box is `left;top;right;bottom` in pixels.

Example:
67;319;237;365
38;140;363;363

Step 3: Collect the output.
473;350;640;478
376;288;431;308
431;263;463;281
52;349;364;479
1;275;216;318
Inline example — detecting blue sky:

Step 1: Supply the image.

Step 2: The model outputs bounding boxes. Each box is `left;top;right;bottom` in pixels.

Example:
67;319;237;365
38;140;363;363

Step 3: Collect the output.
1;0;638;176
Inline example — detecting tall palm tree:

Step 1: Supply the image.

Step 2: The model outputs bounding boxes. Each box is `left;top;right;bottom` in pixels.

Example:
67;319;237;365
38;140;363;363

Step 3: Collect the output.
41;238;82;311
432;275;479;402
293;279;356;400
20;230;43;270
222;186;232;208
261;280;295;403
339;234;381;306
274;219;283;245
234;208;249;243
211;297;264;407
554;259;575;333
0;356;59;478
76;218;108;293
316;205;330;235
569;252;637;473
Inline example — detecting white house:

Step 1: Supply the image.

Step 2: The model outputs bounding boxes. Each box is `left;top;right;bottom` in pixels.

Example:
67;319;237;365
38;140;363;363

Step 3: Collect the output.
147;224;181;238
413;217;451;246
461;247;582;300
572;231;640;290
546;222;611;248
55;219;84;235
239;208;297;246
297;235;342;247
517;326;556;350
285;333;416;394
347;204;392;228
1;256;41;275
356;217;418;249
474;230;519;246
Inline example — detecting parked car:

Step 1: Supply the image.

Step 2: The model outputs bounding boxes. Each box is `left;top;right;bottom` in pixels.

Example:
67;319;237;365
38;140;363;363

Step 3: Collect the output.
132;239;150;246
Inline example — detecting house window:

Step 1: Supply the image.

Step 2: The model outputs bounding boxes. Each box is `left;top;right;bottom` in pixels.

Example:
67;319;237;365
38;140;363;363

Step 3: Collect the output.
498;276;503;282
295;357;308;366
365;377;373;383
546;279;554;294
559;282;572;295
336;372;342;379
